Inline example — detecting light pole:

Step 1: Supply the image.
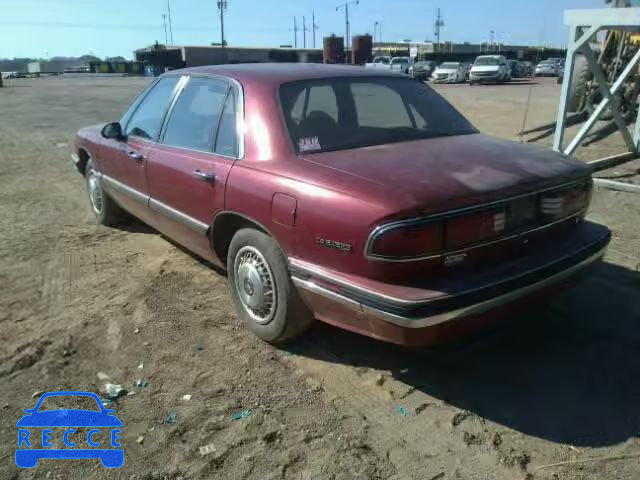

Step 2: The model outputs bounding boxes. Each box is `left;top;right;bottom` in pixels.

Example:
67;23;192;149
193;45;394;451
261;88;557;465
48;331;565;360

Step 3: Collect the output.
162;14;168;44
167;0;174;44
373;20;378;43
336;0;359;50
218;0;228;47
312;11;318;48
303;16;306;48
489;30;495;51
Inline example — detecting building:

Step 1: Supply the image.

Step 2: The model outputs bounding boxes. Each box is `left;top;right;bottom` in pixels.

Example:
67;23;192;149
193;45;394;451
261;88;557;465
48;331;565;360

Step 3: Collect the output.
134;44;324;70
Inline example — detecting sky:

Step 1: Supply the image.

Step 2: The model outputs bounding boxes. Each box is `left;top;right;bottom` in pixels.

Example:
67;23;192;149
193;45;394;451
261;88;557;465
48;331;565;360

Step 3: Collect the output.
0;0;605;59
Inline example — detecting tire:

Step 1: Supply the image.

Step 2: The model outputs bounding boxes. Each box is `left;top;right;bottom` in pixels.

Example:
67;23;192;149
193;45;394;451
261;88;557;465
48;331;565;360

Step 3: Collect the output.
227;228;313;344
568;54;591;112
85;159;127;226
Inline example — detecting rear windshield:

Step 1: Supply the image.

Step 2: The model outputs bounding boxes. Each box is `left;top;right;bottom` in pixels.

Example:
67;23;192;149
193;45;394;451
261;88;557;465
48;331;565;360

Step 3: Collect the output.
279;76;476;154
474;57;500;66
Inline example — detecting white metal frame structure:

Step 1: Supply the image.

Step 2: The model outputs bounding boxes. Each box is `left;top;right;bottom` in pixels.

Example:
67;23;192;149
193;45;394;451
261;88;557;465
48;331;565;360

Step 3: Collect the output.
554;8;640;173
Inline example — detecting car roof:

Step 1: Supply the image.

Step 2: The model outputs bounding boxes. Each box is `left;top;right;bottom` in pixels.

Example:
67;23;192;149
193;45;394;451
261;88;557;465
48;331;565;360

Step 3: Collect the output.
165;63;406;86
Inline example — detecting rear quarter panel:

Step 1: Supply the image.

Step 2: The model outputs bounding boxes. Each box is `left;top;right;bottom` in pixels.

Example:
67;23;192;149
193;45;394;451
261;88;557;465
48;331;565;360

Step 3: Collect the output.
225;160;390;278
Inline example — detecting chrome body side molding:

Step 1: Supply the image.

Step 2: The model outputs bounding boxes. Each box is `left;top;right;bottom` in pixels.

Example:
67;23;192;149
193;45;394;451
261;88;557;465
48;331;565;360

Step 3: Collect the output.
100;173;209;234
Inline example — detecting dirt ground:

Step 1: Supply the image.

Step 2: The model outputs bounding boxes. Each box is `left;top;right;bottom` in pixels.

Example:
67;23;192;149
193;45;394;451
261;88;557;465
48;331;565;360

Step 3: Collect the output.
0;76;639;480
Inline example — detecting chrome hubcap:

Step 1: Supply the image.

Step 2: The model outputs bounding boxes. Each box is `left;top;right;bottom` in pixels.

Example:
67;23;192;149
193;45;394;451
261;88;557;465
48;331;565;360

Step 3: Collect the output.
234;246;276;324
88;172;103;215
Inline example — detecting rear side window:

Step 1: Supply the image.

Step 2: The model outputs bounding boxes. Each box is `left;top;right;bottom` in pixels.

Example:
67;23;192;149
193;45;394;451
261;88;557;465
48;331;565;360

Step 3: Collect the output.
162;77;229;152
124;77;180;140
214;89;239;157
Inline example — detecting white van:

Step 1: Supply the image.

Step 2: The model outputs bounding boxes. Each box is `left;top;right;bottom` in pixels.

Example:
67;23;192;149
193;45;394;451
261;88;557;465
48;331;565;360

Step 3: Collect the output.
469;55;510;84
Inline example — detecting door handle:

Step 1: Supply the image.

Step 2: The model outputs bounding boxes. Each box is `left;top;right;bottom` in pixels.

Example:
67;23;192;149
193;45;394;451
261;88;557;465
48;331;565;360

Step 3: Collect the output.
128;151;144;161
193;170;215;182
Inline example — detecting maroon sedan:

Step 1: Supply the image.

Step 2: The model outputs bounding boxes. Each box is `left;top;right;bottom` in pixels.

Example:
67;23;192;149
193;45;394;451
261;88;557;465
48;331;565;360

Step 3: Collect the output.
72;64;610;346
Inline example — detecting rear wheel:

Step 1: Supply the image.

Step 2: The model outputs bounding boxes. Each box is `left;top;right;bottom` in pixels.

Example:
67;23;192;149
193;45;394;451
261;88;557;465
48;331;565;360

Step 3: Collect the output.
227;228;313;344
85;159;127;226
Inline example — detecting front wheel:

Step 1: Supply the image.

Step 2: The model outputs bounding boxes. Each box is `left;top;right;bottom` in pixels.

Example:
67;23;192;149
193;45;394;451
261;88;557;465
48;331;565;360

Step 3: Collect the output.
227;228;313;344
85;160;127;226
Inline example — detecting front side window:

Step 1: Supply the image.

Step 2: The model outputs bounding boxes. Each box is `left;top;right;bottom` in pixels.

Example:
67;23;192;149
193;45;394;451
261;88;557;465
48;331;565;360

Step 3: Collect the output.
280;76;476;154
124;77;180;140
162;77;230;153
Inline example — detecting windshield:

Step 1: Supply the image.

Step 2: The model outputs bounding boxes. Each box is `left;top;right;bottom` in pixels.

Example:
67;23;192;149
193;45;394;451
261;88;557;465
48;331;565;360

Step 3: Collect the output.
474;57;500;66
414;61;429;67
391;58;408;65
373;57;390;64
440;63;459;69
279;76;477;154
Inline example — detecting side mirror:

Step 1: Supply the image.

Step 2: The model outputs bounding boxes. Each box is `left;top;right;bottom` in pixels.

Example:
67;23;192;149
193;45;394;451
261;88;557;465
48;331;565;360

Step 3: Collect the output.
101;122;125;141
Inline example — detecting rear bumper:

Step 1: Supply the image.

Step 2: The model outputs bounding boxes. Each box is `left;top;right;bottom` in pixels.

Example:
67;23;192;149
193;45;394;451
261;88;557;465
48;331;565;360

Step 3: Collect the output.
291;222;610;345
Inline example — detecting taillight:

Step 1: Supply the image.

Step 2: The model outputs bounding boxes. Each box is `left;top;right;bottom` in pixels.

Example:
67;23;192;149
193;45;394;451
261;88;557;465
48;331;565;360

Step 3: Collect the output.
445;210;505;249
540;182;591;219
371;223;444;258
368;180;592;261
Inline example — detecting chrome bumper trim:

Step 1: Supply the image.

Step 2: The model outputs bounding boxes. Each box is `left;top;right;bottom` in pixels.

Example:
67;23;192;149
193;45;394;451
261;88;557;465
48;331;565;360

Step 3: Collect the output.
291;245;607;329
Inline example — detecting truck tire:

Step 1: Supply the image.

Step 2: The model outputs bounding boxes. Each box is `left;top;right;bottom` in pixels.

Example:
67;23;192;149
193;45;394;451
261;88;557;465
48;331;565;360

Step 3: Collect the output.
568;55;591;113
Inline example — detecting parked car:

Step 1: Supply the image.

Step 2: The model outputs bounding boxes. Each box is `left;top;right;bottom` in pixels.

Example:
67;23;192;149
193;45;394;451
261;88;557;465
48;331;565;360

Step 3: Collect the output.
431;62;466;83
462;62;472;80
409;60;438;80
390;56;410;74
520;61;534;76
469;55;511;84
365;56;391;70
72;64;610;346
534;60;559;77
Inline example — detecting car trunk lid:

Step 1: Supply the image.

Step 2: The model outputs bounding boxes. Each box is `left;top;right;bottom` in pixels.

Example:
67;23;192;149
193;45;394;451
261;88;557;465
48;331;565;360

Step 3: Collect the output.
299;133;590;219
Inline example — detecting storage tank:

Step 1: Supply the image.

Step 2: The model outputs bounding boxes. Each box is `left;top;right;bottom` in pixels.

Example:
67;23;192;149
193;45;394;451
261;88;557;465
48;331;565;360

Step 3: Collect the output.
351;35;373;65
323;35;345;64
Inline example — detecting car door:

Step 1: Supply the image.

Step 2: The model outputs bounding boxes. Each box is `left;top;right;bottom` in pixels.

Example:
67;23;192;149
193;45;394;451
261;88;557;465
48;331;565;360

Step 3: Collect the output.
99;76;182;220
144;75;241;261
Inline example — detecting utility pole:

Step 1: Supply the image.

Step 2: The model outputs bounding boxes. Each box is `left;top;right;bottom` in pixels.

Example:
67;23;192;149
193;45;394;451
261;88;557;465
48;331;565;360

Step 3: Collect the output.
336;1;359;50
217;0;228;47
167;0;174;44
434;7;444;46
303;16;306;48
162;14;168;44
312;11;318;48
293;17;298;48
